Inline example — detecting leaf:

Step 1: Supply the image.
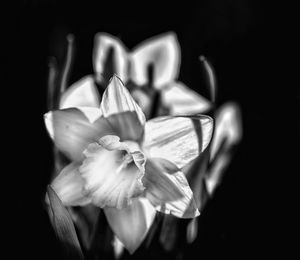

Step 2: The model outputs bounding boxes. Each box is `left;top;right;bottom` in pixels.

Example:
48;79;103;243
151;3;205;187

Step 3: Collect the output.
46;185;84;260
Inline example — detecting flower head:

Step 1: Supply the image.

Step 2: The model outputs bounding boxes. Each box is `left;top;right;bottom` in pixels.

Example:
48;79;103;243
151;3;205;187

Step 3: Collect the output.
45;75;213;253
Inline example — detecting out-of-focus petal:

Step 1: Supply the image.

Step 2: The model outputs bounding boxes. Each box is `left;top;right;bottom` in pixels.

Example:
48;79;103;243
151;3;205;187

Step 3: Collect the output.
206;102;242;195
79;141;145;209
161;82;212;115
101;75;146;140
51;162;91;206
44;107;113;161
93;33;128;83
104;198;156;254
59;76;100;109
131;32;180;89
143;115;213;169
144;158;199;218
210;102;242;159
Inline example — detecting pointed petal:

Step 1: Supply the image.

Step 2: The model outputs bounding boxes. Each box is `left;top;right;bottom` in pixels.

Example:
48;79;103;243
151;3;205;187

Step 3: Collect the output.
101;75;146;124
93;33;128;83
104;198;156;254
44;107;114;161
46;186;84;260
101;75;146;140
206;102;242;194
131;32;180;89
143;115;213;169
79;141;145;209
51;163;91;206
59;75;100;109
144;158;199;218
161;82;212;115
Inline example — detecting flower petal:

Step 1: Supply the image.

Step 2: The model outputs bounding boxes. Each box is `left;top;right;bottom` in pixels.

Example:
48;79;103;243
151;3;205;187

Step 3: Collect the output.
206;102;242;194
144;158;199;218
93;33;129;83
51;163;91;206
104;198;156;254
44;107;114;161
59;75;100;109
79;141;145;209
143;115;213;169
101;75;146;140
131;32;180;89
161;82;212;115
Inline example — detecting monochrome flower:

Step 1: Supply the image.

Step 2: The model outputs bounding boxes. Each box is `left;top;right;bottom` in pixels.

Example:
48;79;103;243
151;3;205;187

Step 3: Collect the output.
45;75;213;253
59;32;211;118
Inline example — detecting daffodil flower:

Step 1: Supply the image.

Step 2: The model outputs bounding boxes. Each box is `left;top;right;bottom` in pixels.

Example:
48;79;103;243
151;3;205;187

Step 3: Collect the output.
45;75;213;253
60;32;211;118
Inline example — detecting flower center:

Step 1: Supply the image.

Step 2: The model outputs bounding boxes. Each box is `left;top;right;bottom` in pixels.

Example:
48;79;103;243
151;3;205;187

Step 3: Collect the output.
80;135;146;209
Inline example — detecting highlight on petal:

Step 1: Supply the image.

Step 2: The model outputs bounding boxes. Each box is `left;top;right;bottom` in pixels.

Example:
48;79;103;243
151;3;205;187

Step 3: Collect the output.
144;158;199;218
210;102;242;159
143;115;213;169
101;75;146;125
131;32;180;89
101;75;146;140
44;107;113;161
104;198;156;254
51;162;91;206
206;102;242;194
79;140;145;209
93;33;129;83
161;82;212;115
59;75;100;109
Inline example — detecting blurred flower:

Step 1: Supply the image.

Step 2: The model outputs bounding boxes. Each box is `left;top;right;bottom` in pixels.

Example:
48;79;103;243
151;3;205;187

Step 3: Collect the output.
45;75;213;253
60;32;211;118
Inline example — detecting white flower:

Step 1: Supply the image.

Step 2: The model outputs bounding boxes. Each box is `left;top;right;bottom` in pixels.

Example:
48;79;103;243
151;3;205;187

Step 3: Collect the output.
45;75;213;253
59;32;211;117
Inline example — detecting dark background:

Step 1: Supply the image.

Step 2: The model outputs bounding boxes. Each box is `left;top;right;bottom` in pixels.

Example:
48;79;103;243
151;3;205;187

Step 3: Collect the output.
5;1;292;259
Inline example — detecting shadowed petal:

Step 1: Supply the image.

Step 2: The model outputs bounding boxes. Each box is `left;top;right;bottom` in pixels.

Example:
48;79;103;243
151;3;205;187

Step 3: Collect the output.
144;158;199;218
79;140;145;209
131;32;180;89
93;33;129;83
143;115;213;169
104;198;156;254
161;82;212;115
51;162;91;206
44;107;114;161
59;75;100;109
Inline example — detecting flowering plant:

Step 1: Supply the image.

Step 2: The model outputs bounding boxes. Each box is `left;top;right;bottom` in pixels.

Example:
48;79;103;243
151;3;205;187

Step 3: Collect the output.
45;32;242;259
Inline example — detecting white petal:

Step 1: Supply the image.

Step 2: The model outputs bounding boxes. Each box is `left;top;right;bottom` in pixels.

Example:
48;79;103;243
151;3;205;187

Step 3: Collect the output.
144;159;199;218
131;32;180;89
143;115;213;169
206;102;242;195
93;33;129;83
101;75;146;141
79;141;145;209
210;102;242;159
59;75;100;109
51;162;91;206
101;75;146;125
104;198;156;254
161;82;212;115
44;107;113;161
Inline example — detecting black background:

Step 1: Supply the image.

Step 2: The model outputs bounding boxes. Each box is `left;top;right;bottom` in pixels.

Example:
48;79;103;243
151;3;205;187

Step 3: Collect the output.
5;1;293;259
